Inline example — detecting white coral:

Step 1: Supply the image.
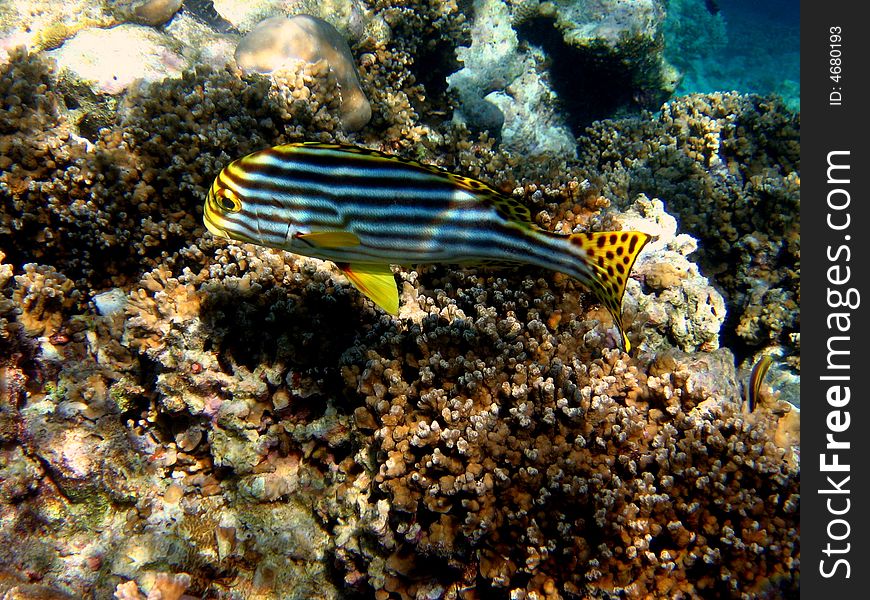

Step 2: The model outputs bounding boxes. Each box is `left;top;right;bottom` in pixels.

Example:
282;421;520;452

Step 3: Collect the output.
616;195;726;352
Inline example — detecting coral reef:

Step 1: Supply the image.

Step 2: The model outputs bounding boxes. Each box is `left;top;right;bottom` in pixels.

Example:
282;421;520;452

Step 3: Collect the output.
0;251;19;343
613;196;726;354
0;49;337;289
547;0;667;50
446;0;514;135
2;184;778;597
339;337;798;597
12;263;79;338
447;0;680;149
0;2;798;598
0;188;785;596
577;92;800;365
113;572;191;600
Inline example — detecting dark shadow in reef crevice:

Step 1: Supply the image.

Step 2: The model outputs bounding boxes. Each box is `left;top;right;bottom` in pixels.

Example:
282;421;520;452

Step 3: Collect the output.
515;16;670;135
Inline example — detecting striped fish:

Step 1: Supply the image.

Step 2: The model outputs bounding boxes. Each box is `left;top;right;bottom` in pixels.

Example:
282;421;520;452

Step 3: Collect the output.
745;354;774;412
203;142;651;350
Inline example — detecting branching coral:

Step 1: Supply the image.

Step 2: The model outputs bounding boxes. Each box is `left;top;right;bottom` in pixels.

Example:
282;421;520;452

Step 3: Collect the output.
0;251;18;343
374;0;468;112
11;263;78;337
336;326;799;597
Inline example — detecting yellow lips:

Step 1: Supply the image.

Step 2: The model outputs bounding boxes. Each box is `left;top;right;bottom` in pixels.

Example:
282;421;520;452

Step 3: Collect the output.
203;202;231;239
203;215;229;239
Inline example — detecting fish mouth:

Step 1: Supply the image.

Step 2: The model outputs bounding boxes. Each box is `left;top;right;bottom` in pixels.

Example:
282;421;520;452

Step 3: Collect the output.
203;209;231;239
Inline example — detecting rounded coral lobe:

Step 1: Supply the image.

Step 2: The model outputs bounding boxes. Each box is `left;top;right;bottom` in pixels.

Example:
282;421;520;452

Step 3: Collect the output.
234;15;372;131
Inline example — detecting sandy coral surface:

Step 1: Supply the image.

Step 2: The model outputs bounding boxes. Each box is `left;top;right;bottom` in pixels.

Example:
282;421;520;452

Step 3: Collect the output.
0;1;798;598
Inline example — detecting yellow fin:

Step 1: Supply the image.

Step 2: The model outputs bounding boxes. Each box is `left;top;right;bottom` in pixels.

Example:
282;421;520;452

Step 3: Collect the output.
569;230;652;351
339;263;399;315
298;231;361;248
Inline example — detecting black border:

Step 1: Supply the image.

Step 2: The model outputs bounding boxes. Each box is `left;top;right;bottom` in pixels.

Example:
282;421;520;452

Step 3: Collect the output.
802;1;870;595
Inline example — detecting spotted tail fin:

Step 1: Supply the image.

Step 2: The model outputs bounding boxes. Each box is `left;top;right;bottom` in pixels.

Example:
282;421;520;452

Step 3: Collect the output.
569;230;651;351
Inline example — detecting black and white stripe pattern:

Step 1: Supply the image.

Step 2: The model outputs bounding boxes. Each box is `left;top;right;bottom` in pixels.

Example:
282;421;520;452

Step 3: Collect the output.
204;143;598;288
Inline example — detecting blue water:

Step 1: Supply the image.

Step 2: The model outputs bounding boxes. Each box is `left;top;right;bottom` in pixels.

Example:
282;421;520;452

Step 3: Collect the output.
665;0;800;110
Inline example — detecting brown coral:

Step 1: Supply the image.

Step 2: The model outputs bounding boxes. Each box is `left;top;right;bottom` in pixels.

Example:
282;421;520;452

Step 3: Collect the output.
326;280;798;598
11;263;78;337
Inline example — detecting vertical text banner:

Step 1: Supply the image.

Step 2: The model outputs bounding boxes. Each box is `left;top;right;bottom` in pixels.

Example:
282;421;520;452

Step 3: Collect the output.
802;1;870;595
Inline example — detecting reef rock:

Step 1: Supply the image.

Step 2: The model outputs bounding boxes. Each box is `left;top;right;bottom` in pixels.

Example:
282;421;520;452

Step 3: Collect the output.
162;10;237;69
235;15;371;131
47;24;188;95
549;0;665;50
118;0;184;27
510;0;680;128
447;0;576;156
0;21;799;597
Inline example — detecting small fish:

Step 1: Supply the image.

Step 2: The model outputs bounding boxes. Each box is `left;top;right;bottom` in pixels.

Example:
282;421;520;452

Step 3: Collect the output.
203;142;651;350
745;355;774;412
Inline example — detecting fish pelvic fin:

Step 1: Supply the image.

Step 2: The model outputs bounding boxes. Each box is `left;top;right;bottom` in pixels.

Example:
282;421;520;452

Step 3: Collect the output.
569;230;651;352
338;263;399;315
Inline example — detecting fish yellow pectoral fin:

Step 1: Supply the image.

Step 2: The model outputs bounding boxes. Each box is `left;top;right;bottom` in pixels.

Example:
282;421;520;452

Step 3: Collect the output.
339;263;400;315
298;231;362;248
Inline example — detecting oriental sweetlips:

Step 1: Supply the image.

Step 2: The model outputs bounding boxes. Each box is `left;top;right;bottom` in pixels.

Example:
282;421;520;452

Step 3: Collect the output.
203;142;651;349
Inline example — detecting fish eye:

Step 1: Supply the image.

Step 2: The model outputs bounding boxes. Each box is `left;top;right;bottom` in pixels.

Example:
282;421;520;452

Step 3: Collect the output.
214;189;242;213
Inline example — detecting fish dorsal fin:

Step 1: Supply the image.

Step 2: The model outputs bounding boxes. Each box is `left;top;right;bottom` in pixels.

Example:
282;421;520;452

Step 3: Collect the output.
488;193;537;229
569;230;652;351
287;142;461;179
282;142;513;199
297;231;361;248
338;263;399;315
